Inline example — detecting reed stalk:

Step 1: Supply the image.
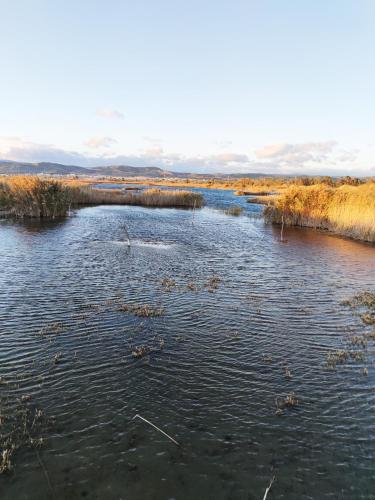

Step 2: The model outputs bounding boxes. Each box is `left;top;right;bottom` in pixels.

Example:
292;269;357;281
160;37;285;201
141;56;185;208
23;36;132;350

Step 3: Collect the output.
264;183;375;242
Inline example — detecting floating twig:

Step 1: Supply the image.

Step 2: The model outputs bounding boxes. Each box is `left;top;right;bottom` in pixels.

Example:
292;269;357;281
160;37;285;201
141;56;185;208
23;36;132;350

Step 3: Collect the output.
133;414;180;446
262;476;275;500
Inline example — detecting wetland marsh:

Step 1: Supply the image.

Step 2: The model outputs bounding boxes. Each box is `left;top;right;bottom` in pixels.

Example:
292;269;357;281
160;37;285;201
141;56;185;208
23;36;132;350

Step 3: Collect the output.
0;188;374;499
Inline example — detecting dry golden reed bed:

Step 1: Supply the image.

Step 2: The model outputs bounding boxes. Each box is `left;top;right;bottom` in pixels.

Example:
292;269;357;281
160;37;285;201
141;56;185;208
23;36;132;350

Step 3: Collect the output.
109;174;368;194
0;176;203;217
265;183;375;242
1;175;374;243
71;185;204;208
0;176;71;218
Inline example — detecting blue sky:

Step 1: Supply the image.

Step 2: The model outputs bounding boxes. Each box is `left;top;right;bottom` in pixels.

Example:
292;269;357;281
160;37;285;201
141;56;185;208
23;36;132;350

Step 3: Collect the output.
0;0;374;175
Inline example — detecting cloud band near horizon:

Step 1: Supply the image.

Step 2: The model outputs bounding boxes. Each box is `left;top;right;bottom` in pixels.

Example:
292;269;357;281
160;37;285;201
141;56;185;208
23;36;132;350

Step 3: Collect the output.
0;136;370;176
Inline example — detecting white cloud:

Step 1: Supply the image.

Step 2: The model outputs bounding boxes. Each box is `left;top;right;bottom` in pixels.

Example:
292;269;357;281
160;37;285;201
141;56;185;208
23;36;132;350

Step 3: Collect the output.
0;136;89;165
141;146;164;157
214;139;233;149
0;136;368;176
255;143;290;159
209;153;248;164
96;107;124;120
143;136;162;144
255;141;337;161
85;136;117;149
336;149;359;163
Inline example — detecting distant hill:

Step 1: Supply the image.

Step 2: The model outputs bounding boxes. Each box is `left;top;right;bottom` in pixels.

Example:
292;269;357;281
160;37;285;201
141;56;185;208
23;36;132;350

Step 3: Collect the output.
0;161;95;175
92;165;173;177
0;161;172;177
0;159;279;179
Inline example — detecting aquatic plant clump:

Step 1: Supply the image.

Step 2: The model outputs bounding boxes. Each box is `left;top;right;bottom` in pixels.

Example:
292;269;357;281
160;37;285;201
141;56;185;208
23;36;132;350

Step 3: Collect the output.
71;185;204;209
117;303;165;317
0;176;204;218
264;183;375;242
128;188;204;208
0;402;52;475
342;291;375;325
224;206;243;216
0;176;73;218
131;346;150;359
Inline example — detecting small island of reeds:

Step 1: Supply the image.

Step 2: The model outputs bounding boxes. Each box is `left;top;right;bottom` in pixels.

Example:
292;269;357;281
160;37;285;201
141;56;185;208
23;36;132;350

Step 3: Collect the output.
0;176;204;218
264;182;375;243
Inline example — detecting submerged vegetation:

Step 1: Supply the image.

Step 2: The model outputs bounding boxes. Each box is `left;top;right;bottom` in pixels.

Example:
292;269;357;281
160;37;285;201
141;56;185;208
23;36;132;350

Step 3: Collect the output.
117;303;165;317
325;291;375;370
264;183;375;242
0;399;52;476
0;176;204;218
343;291;375;326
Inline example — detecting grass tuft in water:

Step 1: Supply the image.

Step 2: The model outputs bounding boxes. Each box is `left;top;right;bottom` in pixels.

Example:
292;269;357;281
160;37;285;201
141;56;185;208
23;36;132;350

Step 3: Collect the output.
326;350;350;367
132;346;150;359
224;206;243;216
118;303;165;317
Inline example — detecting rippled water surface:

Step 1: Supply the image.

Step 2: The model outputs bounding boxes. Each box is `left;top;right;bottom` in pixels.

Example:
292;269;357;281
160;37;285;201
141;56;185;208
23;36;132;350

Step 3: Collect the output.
0;188;374;500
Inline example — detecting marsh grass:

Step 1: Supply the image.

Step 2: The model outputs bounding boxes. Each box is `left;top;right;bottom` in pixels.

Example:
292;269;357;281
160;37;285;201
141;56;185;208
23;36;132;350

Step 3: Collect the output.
343;291;375;326
275;392;299;415
235;190;272;196
53;352;62;364
160;278;177;291
205;276;221;292
186;282;199;292
342;291;375;310
284;367;293;379
38;322;65;337
224;206;243;216
131;346;150;359
284;392;298;407
70;185;204;208
360;314;375;325
0;449;13;474
127;188;204;208
326;349;366;368
247;195;275;205
349;335;368;347
264;183;375;242
0;176;204;218
0;402;51;475
0;176;73;218
118;303;165;317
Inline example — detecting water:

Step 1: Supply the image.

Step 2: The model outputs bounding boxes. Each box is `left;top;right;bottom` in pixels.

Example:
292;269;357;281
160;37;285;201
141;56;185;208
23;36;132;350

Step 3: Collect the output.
0;188;374;499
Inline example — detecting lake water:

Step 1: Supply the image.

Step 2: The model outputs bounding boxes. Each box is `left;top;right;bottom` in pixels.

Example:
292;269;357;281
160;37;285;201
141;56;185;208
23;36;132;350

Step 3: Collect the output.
0;187;374;499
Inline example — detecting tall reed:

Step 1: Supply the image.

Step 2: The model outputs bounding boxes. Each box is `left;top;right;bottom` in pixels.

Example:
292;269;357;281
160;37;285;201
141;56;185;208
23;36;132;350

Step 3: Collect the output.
0;177;204;217
0;176;72;218
264;183;375;242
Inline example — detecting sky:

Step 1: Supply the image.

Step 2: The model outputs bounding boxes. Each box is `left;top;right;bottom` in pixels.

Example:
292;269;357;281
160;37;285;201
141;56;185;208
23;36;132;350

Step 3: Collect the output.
0;0;374;175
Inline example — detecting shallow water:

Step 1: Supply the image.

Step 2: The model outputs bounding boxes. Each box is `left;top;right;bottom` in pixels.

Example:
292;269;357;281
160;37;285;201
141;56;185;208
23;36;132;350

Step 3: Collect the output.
0;188;374;499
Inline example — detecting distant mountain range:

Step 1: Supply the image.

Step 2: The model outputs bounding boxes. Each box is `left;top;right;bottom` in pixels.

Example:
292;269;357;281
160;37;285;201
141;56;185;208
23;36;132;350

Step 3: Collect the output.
0;160;276;179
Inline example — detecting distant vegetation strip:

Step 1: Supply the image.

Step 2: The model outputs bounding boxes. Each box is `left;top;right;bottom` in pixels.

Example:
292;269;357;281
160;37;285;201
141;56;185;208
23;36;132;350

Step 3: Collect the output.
264;183;375;243
116;174;372;193
1;175;374;244
0;176;204;218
